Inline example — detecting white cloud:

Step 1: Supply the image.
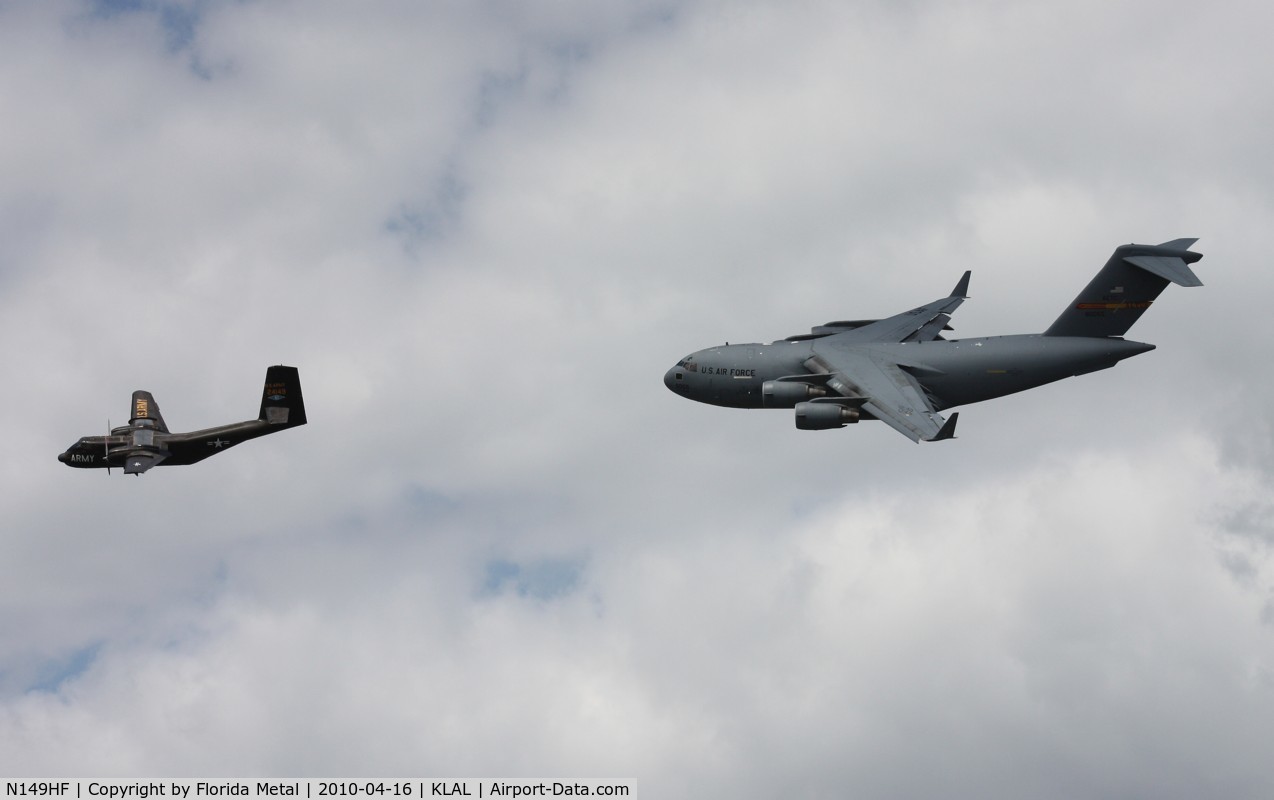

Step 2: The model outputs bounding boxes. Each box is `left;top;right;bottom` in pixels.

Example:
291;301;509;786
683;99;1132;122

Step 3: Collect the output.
5;433;1273;798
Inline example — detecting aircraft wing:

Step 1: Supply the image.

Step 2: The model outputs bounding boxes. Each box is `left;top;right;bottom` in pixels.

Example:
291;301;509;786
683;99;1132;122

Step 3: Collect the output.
123;451;168;475
130;391;169;433
833;271;971;344
806;344;957;443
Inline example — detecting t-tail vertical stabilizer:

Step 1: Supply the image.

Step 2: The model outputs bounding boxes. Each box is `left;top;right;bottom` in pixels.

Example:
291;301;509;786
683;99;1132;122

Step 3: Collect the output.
1043;239;1203;338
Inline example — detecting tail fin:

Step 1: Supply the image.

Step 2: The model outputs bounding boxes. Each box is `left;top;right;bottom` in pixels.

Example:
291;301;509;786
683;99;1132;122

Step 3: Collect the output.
1043;239;1203;338
259;365;307;427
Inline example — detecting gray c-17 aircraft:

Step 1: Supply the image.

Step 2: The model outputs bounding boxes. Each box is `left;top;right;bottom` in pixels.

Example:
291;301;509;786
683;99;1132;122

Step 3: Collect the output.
663;239;1203;442
59;365;306;474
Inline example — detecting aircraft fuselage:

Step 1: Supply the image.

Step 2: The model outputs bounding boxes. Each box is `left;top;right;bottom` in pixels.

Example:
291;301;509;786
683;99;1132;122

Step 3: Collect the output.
664;334;1154;412
57;420;274;469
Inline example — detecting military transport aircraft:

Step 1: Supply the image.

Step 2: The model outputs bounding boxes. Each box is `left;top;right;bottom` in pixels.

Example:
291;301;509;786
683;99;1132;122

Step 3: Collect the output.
663;239;1203;442
59;365;306;474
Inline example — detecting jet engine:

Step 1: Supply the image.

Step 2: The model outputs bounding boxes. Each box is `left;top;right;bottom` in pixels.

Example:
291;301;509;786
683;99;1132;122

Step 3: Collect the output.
795;402;860;430
762;381;827;408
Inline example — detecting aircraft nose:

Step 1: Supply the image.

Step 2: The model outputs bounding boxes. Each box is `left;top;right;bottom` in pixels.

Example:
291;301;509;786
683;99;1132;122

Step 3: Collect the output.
664;365;690;394
57;450;69;464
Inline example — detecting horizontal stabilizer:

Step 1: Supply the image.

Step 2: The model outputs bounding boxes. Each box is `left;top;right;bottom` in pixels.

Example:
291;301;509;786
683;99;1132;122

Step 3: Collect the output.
1124;254;1203;287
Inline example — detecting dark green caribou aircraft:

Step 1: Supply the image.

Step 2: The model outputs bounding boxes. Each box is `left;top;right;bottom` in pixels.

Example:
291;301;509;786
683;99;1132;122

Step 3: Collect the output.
664;239;1203;442
59;365;306;474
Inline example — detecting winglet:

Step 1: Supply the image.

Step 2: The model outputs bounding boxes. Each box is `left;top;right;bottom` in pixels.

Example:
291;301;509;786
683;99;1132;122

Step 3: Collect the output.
951;271;971;299
928;412;959;441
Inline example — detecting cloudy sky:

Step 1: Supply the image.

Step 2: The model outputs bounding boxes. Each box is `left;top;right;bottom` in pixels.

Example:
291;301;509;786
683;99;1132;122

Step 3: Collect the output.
2;0;1273;796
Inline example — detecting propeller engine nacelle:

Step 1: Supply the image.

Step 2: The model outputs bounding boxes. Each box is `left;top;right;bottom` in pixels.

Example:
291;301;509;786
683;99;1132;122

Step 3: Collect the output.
762;381;827;408
795;402;861;430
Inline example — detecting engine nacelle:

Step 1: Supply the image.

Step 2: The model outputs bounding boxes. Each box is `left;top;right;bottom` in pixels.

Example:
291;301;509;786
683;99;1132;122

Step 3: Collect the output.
794;401;861;430
762;381;827;408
